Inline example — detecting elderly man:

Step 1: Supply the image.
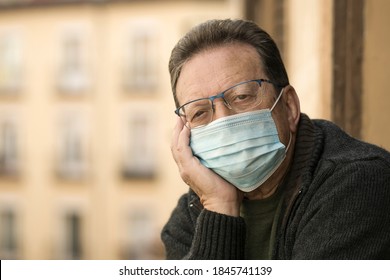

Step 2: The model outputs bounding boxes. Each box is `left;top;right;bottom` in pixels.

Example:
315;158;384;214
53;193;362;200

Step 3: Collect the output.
161;19;390;259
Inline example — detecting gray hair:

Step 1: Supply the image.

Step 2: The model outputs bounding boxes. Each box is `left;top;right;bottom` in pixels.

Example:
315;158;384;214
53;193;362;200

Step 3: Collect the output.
169;18;289;108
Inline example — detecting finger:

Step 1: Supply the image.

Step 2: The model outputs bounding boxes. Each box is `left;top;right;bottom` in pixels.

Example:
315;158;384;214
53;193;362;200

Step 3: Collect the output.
177;121;190;147
171;118;192;166
171;116;184;148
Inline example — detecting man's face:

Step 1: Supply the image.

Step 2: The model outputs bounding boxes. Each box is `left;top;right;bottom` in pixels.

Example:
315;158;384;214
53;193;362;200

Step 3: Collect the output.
175;42;291;144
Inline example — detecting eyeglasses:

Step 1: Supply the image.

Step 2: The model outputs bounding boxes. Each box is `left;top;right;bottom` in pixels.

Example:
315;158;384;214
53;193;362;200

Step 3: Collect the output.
175;79;278;128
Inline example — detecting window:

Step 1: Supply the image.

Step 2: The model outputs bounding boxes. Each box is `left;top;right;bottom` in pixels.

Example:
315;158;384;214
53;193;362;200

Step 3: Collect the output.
64;212;82;259
57;27;89;94
56;113;88;180
0;31;22;94
123;21;158;91
56;209;84;260
122;208;157;259
122;112;157;179
0;118;19;177
0;209;18;259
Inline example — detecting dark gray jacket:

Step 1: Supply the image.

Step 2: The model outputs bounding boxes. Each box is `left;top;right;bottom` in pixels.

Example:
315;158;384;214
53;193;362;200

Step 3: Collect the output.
161;114;390;259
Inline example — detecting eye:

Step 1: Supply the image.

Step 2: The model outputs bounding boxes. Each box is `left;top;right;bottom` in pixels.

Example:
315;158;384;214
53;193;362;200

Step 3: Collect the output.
190;110;207;121
229;91;256;105
185;102;213;126
235;93;252;101
225;81;260;107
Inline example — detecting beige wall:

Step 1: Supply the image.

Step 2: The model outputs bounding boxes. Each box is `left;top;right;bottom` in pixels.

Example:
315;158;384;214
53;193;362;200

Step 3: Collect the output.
285;0;332;120
286;0;390;151
363;0;390;150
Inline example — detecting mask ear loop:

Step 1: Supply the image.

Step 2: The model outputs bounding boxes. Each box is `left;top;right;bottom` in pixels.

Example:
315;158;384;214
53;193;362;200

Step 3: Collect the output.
285;131;292;153
270;87;285;112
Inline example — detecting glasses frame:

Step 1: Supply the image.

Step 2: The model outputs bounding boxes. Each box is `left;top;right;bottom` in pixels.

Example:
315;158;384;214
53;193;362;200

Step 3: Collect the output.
174;79;280;125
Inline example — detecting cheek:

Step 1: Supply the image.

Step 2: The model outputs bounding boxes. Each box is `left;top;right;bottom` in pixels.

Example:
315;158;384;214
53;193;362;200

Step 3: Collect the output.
272;110;290;144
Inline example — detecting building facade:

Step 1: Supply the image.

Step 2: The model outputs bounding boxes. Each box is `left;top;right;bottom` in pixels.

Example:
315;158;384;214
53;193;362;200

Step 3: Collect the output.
0;0;244;259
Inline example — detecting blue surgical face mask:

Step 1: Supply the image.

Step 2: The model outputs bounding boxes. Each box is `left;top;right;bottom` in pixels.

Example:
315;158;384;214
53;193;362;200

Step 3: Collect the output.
190;88;290;192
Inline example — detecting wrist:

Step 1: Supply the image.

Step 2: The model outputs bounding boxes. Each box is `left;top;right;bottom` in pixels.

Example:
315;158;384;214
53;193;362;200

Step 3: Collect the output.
201;196;241;217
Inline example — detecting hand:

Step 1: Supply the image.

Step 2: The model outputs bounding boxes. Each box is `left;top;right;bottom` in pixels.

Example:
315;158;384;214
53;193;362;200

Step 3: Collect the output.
171;117;243;217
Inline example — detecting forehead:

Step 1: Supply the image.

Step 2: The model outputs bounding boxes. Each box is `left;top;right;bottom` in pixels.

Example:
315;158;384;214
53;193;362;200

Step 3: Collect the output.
176;42;265;105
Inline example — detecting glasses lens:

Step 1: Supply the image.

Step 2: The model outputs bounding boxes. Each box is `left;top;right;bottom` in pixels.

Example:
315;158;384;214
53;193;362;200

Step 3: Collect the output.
180;99;213;128
224;80;263;112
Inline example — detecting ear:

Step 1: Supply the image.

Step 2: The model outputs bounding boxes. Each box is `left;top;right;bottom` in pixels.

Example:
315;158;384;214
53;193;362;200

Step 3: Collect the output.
282;85;300;133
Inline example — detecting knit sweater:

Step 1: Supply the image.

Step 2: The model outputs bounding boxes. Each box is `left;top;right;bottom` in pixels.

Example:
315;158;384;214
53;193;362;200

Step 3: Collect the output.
161;114;390;259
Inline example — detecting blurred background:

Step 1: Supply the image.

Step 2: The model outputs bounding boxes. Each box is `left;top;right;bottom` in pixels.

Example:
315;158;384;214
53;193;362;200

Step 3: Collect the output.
0;0;389;260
